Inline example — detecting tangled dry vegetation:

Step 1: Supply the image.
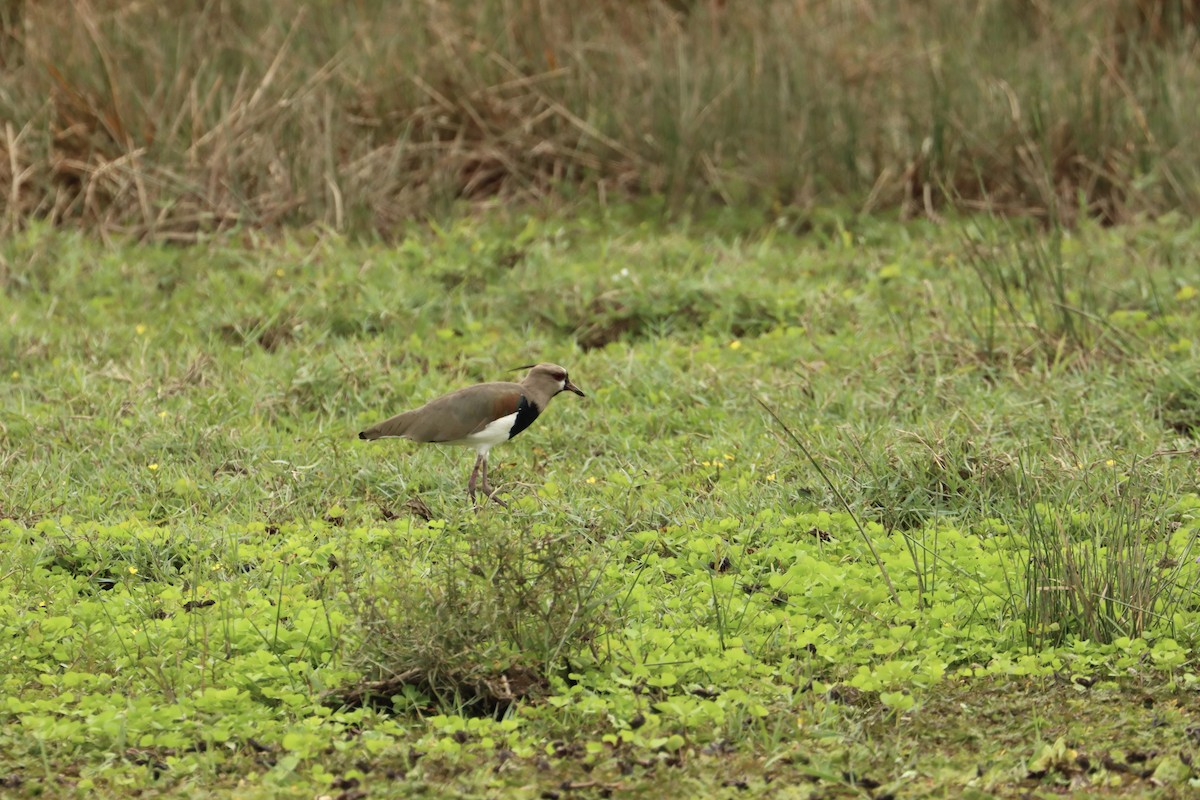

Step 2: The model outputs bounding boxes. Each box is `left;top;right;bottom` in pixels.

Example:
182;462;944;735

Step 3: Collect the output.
1;0;1199;240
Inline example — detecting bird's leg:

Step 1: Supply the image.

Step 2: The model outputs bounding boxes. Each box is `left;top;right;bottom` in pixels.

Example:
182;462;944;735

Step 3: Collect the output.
480;454;508;508
468;453;483;508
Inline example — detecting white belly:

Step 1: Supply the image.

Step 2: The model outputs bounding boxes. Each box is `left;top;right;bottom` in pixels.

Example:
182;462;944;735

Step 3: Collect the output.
448;412;516;454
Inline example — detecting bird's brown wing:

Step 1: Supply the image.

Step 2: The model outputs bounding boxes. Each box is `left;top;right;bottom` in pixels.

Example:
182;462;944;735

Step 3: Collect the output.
359;382;524;443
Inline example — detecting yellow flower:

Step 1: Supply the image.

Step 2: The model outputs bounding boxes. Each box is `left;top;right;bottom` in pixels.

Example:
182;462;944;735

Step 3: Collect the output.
729;340;742;350
1105;459;1116;467
723;453;735;461
586;476;597;484
766;473;776;482
148;463;159;471
128;566;138;575
275;268;285;278
135;324;147;336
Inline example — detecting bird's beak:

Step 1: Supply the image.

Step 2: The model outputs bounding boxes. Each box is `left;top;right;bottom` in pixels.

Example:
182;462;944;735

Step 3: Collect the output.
564;379;586;397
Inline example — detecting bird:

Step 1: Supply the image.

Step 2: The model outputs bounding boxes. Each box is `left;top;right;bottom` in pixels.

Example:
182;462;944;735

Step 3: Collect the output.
358;363;586;507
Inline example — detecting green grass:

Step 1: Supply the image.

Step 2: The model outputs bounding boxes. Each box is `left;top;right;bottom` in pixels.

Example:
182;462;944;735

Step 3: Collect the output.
3;209;1200;797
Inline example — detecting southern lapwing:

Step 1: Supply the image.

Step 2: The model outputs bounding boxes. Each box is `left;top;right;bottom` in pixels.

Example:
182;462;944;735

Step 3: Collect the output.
358;363;585;507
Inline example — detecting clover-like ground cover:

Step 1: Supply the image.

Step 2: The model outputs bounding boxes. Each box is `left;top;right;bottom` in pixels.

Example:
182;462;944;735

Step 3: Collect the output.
3;210;1200;797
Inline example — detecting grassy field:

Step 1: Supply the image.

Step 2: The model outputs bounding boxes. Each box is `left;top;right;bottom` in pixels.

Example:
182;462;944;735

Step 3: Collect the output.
3;209;1200;797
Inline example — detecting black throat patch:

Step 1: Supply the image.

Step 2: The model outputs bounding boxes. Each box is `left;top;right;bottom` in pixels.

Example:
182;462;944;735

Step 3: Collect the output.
508;396;541;439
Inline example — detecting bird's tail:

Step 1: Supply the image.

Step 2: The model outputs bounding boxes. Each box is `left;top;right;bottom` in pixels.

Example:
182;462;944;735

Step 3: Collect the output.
358;411;412;441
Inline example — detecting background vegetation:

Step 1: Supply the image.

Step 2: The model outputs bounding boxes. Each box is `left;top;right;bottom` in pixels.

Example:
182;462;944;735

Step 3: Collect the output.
3;0;1200;239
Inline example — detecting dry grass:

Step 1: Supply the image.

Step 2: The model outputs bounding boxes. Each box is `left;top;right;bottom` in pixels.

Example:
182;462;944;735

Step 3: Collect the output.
1;0;1199;239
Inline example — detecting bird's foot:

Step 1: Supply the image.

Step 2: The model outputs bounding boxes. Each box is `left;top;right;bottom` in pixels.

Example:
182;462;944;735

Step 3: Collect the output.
467;488;506;512
482;483;508;508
